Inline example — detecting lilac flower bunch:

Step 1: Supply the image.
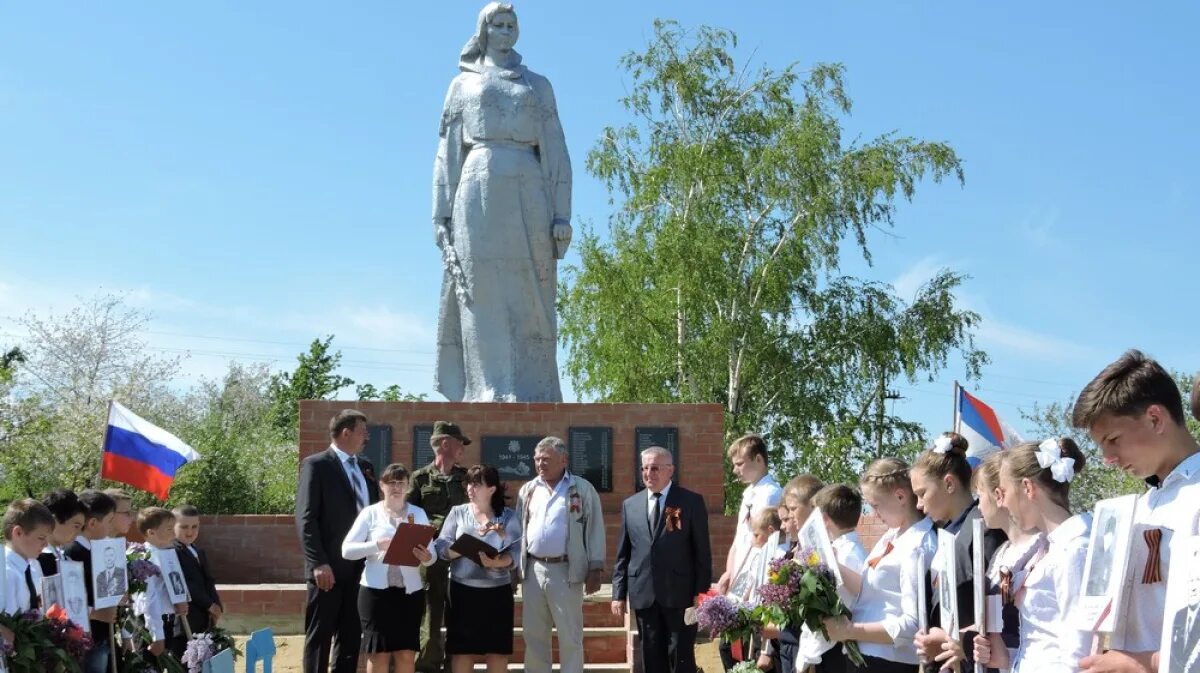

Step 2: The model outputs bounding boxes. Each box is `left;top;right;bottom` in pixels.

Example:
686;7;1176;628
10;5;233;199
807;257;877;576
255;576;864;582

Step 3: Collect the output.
753;547;865;668
694;593;757;643
182;633;218;673
126;541;161;595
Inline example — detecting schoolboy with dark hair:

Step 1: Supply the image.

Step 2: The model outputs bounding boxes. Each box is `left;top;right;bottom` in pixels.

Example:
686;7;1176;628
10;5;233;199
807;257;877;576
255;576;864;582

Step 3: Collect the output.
168;504;223;659
66;490;121;673
39;488;87;575
1072;350;1200;673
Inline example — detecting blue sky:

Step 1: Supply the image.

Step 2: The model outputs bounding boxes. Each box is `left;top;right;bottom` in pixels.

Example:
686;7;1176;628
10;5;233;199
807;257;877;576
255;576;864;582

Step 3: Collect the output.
2;2;1198;440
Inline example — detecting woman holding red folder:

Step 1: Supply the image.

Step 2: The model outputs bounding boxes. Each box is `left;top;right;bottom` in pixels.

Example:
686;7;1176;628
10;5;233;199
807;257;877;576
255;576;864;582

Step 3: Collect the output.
342;463;437;673
435;464;521;673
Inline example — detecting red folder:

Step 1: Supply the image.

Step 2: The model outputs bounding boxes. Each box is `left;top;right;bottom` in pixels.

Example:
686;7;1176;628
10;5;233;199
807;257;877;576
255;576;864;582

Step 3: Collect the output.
382;523;438;567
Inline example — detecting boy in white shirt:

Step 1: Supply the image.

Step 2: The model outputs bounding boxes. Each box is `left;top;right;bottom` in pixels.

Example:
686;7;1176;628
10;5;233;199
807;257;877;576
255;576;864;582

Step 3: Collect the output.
1071;350;1200;673
134;507;190;657
718;434;783;594
722;508;781;671
796;485;867;673
3;499;55;615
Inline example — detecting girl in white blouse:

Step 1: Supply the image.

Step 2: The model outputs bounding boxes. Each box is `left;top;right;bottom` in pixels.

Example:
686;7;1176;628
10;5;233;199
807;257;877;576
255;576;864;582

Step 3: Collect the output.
936;450;1045;671
342;463;436;673
974;438;1091;673
825;458;936;673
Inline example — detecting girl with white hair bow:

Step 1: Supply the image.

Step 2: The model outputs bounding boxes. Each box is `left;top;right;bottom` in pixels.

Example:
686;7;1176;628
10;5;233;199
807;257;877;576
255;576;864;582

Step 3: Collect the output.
973;437;1092;673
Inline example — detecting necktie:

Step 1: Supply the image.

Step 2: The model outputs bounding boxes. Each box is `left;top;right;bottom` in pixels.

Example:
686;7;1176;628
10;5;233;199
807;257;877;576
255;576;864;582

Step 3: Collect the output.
24;565;40;611
649;492;662;532
347;457;368;509
187;544;200;560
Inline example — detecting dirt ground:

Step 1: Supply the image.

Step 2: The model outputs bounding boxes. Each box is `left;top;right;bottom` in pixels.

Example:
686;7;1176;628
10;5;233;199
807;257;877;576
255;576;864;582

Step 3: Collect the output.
242;635;724;673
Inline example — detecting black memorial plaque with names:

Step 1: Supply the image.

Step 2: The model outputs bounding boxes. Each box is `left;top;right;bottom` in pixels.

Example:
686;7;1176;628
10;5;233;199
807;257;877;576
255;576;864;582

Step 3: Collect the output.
481;436;541;482
411;425;435;469
568;426;613;492
634;426;680;490
365;425;393;476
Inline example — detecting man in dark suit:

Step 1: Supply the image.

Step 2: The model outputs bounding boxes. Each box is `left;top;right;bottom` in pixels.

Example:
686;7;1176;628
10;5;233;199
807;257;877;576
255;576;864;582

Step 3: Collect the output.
1169;548;1200;673
612;446;712;673
295;408;380;673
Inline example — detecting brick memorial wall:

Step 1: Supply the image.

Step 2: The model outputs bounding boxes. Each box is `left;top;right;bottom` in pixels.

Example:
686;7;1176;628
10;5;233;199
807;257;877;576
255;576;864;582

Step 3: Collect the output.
191;399;889;585
299;400;730;582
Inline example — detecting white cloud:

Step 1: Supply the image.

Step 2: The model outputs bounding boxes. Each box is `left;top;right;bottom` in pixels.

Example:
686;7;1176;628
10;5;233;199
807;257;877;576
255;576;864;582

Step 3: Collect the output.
891;255;947;301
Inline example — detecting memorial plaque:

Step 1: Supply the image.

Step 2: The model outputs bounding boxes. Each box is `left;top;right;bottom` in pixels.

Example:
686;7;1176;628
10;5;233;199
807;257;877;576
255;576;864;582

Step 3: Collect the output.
481;436;541;481
412;425;435;469
634;426;680;490
568;427;613;493
364;425;392;476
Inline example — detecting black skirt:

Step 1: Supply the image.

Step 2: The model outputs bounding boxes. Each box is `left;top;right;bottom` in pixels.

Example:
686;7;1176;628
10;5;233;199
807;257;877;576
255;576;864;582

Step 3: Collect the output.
358;586;426;653
445;581;514;655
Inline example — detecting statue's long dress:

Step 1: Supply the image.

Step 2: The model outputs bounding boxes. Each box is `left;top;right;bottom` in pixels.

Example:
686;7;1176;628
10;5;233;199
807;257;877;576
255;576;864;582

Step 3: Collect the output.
432;58;571;402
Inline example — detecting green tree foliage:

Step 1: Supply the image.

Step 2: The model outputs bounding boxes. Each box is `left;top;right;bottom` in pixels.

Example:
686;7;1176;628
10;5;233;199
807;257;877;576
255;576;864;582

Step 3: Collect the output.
165;363;298;514
561;21;985;490
0;297;419;512
267;335;355;436
356;383;426;402
0;295;183;499
0;347;23;384
1021;370;1200;512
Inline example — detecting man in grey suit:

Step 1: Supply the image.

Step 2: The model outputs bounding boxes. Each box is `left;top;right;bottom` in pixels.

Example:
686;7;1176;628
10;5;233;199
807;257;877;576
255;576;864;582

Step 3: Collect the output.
97;546;127;599
611;447;712;673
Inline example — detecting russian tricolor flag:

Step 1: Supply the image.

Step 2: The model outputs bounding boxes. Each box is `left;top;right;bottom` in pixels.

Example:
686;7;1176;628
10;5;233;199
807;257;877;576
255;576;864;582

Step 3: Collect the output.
955;385;1024;465
102;401;200;500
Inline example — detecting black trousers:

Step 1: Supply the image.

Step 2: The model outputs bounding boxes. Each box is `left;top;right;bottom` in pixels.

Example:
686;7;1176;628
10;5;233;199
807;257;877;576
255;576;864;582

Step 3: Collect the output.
635;603;697;673
777;626;799;673
304;580;362;673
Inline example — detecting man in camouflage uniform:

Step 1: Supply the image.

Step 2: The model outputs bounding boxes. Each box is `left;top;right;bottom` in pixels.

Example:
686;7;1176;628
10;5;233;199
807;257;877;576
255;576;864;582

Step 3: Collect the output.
408;420;469;673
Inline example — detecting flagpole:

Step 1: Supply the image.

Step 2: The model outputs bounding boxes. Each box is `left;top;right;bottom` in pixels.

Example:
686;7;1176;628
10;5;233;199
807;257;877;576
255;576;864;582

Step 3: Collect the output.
952;381;961;433
98;399;114;488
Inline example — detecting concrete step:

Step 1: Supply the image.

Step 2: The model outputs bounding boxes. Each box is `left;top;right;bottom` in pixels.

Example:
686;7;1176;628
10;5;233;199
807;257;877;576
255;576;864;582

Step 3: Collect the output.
218;583;624;628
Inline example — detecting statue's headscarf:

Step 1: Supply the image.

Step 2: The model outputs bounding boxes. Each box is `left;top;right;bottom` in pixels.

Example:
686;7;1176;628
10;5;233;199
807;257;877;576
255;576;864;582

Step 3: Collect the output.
459;2;522;73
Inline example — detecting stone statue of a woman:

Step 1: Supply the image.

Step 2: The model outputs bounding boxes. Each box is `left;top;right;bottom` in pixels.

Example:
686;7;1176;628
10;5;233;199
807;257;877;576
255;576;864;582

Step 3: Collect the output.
432;2;571;402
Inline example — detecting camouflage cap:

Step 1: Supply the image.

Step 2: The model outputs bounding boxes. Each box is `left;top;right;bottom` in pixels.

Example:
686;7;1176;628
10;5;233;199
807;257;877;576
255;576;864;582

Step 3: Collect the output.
431;420;471;445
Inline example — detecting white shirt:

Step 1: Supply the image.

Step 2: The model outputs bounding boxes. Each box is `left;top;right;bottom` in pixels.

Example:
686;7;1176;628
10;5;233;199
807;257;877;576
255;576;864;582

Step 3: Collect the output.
526;472;574;557
3;545;42;615
341;502;435;593
134;570;175;641
1110;451;1200;653
853;517;936;665
796;530;871;668
646;481;672;532
330;445;369;510
1012;513;1092;673
733;473;782;567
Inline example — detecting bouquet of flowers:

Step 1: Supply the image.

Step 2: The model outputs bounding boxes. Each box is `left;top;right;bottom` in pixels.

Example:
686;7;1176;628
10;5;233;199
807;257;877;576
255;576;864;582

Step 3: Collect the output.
0;607;92;673
754;549;865;668
181;627;240;673
126;542;162;595
693;592;758;644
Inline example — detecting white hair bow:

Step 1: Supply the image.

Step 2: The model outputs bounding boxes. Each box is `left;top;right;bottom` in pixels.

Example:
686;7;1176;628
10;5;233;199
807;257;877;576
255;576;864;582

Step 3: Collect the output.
932;436;953;454
1036;438;1075;483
